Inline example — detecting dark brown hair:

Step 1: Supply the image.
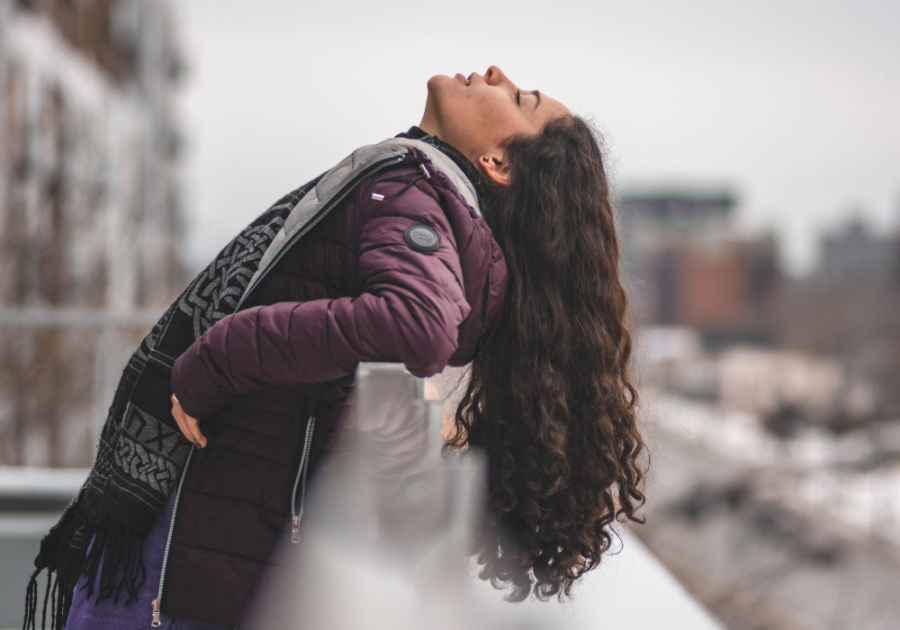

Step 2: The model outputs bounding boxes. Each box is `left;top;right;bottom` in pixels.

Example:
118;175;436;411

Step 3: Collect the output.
447;115;646;601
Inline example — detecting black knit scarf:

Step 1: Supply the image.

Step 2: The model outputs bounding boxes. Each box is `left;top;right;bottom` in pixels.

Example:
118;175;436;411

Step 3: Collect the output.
23;179;319;630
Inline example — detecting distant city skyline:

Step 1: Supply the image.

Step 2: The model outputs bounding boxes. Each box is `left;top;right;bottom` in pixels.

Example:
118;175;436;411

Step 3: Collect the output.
182;0;900;276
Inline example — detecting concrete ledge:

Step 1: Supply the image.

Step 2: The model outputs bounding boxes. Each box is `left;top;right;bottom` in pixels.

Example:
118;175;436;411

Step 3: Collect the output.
0;467;89;500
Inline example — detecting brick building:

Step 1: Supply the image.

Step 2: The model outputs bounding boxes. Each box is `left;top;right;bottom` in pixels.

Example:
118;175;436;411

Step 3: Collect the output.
620;188;780;342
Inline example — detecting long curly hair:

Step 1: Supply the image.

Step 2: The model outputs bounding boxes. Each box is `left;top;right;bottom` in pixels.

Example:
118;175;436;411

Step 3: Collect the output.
447;115;647;601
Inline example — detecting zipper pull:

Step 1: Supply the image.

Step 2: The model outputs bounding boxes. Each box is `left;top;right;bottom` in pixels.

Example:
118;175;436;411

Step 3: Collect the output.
151;599;161;627
291;516;301;543
420;164;431;179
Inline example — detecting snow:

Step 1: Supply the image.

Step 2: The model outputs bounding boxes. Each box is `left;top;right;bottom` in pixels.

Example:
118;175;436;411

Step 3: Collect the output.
645;392;900;548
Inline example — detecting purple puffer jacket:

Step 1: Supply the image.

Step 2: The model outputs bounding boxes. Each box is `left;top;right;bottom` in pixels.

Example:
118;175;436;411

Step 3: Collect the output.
166;142;506;627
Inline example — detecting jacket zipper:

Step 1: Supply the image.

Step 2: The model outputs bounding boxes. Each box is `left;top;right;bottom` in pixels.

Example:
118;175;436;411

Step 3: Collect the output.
235;155;406;313
150;413;317;624
151;444;196;627
290;414;317;543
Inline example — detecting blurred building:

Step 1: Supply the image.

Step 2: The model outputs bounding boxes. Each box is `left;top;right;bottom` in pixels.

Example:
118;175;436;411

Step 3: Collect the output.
620;188;780;344
818;214;900;286
0;0;187;466
718;346;878;424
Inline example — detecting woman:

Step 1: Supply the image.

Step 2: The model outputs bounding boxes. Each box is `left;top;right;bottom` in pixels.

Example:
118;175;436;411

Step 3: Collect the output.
27;66;646;630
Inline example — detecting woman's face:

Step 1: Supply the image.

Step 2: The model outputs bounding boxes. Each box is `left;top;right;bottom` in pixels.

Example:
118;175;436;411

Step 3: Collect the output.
419;66;568;184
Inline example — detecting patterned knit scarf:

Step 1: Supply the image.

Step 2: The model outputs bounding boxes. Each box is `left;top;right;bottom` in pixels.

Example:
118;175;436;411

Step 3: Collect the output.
23;179;319;630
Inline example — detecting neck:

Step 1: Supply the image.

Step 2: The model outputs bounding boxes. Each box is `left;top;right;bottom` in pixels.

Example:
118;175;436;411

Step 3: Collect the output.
417;118;479;166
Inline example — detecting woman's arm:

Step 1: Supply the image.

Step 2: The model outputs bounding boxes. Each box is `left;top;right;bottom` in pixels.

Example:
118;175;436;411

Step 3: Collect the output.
170;173;471;420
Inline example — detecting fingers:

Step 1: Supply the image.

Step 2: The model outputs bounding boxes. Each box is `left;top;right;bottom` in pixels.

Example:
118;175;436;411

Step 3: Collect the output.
170;397;193;445
171;394;207;448
185;414;208;449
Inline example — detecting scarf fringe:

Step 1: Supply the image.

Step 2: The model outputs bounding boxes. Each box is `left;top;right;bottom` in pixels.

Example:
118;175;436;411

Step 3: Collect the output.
80;515;147;605
24;511;146;630
23;566;40;630
24;568;66;630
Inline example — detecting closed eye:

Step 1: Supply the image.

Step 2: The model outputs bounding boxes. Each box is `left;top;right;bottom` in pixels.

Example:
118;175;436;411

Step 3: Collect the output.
515;90;521;106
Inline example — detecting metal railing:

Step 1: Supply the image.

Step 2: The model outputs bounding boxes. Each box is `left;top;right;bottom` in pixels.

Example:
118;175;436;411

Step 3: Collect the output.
0;308;161;328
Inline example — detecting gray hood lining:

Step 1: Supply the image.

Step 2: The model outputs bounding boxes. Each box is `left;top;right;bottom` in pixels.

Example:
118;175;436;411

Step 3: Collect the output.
245;137;480;292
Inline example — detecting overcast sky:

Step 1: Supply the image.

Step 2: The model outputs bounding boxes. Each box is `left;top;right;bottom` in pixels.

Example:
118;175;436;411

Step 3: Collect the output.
181;0;900;276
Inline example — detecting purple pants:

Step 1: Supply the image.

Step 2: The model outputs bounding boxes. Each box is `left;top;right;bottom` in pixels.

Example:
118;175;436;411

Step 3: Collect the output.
64;492;230;630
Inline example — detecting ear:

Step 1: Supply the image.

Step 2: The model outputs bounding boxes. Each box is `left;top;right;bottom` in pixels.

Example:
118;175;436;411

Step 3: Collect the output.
479;153;511;187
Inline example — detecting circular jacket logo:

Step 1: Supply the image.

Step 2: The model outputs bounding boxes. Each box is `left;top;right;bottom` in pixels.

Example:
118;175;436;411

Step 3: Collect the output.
404;225;441;252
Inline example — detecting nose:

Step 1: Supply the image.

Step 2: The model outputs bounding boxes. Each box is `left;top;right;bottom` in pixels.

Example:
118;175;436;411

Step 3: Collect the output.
485;65;509;87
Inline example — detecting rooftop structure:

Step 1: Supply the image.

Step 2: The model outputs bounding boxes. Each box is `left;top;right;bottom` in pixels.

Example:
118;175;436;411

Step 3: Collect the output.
621;188;736;226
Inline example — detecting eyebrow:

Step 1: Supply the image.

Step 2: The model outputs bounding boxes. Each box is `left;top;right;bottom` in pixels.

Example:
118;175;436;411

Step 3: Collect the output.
532;90;541;111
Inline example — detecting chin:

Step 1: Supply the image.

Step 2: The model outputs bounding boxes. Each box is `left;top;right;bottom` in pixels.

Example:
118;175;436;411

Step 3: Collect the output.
424;75;454;114
426;74;452;91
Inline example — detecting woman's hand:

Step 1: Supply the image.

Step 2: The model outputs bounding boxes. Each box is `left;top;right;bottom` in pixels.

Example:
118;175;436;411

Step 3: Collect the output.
171;394;207;448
